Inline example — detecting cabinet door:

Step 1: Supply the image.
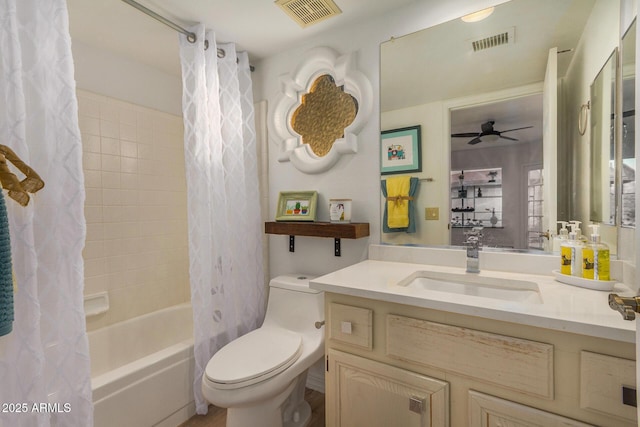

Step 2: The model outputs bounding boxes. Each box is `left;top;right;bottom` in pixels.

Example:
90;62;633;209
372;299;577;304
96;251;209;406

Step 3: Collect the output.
327;349;448;427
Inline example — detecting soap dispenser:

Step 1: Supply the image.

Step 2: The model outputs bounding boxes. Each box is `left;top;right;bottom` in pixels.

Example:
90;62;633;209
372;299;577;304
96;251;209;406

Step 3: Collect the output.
560;225;582;276
570;220;584;242
582;224;610;281
553;221;569;253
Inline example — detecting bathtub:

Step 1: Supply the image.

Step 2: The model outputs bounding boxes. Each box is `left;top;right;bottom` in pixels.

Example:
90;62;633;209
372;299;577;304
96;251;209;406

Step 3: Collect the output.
89;303;195;427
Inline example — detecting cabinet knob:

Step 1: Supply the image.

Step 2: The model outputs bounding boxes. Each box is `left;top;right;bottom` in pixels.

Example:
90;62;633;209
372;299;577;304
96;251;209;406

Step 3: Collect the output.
409;396;424;414
341;321;352;334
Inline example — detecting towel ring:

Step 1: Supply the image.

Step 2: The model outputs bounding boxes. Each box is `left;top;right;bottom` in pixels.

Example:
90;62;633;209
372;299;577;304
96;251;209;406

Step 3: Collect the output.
578;100;590;136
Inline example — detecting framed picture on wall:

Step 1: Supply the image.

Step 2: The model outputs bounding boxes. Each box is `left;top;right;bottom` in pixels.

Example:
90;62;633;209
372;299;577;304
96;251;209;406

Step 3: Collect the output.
275;191;318;221
380;125;422;175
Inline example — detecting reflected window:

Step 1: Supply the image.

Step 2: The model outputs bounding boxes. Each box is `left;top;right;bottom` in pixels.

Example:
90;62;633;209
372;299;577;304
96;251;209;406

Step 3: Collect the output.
621;20;636;227
621;156;635;226
527;168;544;250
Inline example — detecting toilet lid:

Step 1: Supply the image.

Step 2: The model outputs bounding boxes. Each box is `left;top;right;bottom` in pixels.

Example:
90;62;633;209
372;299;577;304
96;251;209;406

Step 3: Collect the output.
204;327;302;389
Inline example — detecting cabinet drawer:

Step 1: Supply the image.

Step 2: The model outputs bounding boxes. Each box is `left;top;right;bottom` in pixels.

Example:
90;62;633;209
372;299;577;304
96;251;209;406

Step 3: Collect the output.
469;391;593;426
329;303;372;350
386;314;554;399
580;351;636;422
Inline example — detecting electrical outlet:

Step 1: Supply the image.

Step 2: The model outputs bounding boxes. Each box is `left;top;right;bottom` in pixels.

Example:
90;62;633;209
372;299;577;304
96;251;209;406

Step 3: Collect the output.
425;207;439;220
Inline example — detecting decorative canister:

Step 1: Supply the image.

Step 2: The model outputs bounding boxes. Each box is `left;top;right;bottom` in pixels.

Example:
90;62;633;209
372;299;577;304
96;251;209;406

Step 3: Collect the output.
329;199;352;223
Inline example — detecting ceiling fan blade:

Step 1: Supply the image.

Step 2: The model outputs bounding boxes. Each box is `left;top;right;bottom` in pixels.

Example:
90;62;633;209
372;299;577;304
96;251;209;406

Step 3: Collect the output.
451;132;480;138
468;137;482;145
500;126;533;133
499;135;518;141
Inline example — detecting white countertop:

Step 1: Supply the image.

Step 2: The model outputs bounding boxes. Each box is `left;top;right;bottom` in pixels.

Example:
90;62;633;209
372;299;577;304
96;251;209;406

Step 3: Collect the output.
310;258;636;343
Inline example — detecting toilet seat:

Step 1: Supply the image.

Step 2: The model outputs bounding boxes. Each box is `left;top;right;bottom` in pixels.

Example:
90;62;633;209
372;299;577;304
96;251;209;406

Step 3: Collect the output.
204;327;302;390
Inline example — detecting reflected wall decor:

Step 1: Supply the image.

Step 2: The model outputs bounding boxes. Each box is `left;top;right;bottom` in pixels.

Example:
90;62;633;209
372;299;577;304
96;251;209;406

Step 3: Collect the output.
381;125;422;175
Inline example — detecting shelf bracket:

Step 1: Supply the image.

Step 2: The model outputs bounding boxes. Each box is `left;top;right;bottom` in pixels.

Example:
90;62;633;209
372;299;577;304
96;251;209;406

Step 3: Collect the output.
334;238;341;257
289;235;295;252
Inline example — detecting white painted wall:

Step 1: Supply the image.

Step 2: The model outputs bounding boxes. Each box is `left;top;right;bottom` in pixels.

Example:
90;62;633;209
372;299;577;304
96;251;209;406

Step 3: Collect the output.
254;0;506;278
72;40;182;116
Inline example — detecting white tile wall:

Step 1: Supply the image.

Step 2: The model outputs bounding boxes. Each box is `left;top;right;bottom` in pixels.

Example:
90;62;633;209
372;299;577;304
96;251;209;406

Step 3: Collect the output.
78;90;189;331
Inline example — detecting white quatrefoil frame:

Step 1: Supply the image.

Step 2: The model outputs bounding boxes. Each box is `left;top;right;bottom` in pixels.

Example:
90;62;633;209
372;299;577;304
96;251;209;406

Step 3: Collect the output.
270;46;373;174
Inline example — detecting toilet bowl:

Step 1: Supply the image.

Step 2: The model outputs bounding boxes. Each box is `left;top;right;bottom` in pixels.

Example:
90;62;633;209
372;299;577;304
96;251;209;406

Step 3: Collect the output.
201;274;324;427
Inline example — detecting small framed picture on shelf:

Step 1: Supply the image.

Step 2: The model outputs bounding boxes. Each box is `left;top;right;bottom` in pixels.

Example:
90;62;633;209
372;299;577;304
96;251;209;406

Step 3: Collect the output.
275;191;318;221
380;125;422;175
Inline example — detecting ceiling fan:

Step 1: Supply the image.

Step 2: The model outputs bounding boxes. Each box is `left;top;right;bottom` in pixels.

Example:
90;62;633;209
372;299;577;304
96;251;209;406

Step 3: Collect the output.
451;120;533;145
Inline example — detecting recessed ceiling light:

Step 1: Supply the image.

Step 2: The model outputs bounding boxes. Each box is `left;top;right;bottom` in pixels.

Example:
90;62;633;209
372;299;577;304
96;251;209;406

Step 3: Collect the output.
461;7;495;23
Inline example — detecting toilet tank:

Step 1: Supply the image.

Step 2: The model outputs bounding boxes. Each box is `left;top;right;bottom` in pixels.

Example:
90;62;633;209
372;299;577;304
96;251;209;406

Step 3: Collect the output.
263;274;324;333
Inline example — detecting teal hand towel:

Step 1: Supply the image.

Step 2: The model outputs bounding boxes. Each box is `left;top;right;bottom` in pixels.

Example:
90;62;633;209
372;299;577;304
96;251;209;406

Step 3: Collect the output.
0;191;13;337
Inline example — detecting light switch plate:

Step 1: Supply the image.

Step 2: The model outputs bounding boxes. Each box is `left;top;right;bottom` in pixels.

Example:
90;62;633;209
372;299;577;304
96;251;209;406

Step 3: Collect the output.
425;207;439;220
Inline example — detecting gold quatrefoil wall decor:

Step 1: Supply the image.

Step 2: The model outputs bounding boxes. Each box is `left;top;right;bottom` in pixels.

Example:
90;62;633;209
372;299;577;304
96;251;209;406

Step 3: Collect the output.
291;74;358;158
271;46;372;174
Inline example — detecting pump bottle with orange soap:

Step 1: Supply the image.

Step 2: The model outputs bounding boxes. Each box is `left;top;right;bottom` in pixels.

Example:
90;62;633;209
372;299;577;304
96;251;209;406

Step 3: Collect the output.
582;224;610;281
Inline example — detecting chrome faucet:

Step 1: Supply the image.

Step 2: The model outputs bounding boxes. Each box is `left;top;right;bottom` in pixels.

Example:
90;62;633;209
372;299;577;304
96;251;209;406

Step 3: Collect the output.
464;227;483;273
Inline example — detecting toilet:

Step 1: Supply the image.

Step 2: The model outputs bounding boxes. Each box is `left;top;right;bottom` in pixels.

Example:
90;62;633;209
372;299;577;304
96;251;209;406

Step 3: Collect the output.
201;274;325;427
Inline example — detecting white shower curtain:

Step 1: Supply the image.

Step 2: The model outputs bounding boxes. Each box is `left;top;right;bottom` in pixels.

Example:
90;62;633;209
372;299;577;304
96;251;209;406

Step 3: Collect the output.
0;0;93;426
179;25;266;414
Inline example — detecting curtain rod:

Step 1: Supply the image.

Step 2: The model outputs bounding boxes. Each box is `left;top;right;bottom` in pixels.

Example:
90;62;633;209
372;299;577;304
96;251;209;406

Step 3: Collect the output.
120;0;229;62
120;0;255;71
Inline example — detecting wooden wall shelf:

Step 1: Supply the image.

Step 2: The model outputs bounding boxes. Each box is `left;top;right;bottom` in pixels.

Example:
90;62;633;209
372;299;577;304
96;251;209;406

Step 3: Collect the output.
265;222;370;256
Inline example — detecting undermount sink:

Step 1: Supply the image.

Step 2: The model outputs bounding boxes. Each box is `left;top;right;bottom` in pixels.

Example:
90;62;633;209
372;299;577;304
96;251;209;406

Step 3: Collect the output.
397;270;543;304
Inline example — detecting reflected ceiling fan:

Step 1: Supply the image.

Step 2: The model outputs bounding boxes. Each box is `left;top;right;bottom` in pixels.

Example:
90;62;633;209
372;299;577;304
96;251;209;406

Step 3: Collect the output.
451;120;533;145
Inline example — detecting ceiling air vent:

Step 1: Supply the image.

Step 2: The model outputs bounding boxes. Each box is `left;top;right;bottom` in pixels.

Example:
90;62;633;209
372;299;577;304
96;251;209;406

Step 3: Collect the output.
275;0;342;28
470;27;515;52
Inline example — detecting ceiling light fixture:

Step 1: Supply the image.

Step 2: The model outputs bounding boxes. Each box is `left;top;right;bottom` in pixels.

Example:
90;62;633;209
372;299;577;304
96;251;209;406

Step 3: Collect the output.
480;134;500;142
461;7;495;23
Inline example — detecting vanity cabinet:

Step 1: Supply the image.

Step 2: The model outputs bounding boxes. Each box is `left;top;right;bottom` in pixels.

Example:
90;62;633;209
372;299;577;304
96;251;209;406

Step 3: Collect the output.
324;294;637;427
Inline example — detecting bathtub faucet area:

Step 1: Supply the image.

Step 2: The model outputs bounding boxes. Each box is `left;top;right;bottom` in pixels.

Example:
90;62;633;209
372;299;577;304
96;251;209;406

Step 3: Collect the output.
464;227;483;273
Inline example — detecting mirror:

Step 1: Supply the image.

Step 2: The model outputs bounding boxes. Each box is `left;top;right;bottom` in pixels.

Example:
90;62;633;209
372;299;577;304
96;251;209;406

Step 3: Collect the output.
380;0;620;251
589;49;617;225
621;20;636;227
291;74;358;157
